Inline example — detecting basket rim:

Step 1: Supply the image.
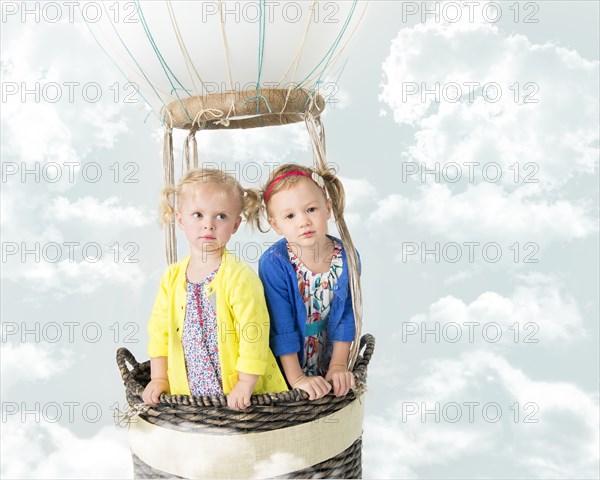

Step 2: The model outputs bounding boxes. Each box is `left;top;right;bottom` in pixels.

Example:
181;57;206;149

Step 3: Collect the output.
117;333;374;408
160;88;325;130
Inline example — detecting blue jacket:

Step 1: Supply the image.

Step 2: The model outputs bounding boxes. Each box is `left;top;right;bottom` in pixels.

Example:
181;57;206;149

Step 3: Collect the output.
258;236;358;365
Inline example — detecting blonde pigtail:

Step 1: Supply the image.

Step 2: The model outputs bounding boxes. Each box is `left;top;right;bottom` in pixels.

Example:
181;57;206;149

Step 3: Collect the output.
159;185;179;227
320;167;362;370
319;169;346;218
242;188;269;232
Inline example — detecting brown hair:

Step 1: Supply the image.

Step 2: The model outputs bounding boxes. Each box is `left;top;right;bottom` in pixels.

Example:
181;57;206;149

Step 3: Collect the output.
159;167;260;226
245;163;345;232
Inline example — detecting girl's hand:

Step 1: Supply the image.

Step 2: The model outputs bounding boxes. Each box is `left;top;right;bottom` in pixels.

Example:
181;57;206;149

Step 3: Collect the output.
142;378;170;405
325;366;355;397
227;373;258;410
292;375;332;400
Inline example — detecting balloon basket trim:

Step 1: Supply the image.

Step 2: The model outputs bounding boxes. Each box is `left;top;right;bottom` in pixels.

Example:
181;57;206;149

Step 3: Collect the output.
161;88;325;130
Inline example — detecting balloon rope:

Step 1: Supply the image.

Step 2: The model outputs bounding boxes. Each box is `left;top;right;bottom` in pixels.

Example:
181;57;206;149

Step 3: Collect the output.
277;0;317;120
303;1;369;89
183;128;199;172
89;3;175;101
134;0;193;124
313;0;359;86
304;114;363;370
217;0;235;92
276;0;317;88
296;0;358;89
80;3;162;119
163;125;177;265
254;0;267;125
191;131;199;168
167;0;205;96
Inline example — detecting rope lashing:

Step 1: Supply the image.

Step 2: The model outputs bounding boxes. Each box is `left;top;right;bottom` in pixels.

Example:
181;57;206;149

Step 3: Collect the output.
163;125;177;265
304;113;363;370
114;403;150;428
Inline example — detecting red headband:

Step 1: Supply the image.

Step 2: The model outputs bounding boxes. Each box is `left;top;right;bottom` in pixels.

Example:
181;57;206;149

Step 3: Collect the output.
264;170;320;202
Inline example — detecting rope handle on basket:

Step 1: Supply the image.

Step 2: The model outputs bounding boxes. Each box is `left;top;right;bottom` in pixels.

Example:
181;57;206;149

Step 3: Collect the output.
357;333;375;367
115;334;375;407
116;347;140;383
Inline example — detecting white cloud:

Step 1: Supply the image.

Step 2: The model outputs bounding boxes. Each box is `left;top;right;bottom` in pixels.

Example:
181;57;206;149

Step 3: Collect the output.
0;421;131;479
1;20;130;175
1;190;150;296
0;343;73;397
48;196;151;227
0;20;143;298
400;272;586;345
364;271;596;476
19;258;148;295
380;18;599;188
340;177;377;210
363;350;599;479
364;416;490;479
377;11;599;246
370;183;597;243
337;176;377;229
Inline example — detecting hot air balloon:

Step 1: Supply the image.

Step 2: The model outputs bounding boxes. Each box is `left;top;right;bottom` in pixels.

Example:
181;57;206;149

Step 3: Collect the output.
93;1;376;477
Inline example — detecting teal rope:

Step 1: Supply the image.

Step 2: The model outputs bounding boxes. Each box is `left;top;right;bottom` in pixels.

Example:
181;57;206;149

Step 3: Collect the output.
300;59;352;113
253;0;267;126
256;0;266;92
299;58;349;113
135;0;190;95
80;4;160;122
296;0;358;90
134;0;193;124
241;94;273;113
313;0;357;85
324;57;350;107
98;2;164;108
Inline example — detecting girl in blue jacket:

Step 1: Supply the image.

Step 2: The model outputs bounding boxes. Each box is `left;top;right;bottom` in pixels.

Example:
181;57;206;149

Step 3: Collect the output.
249;164;357;400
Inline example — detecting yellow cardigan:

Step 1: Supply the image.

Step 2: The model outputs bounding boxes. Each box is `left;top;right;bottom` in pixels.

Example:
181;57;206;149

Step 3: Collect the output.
147;251;288;395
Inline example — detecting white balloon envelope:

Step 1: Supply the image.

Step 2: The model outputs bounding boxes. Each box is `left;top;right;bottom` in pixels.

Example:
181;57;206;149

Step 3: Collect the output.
84;0;367;128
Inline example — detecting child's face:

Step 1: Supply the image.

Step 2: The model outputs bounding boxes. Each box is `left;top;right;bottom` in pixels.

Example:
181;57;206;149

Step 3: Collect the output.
175;183;242;255
267;177;332;249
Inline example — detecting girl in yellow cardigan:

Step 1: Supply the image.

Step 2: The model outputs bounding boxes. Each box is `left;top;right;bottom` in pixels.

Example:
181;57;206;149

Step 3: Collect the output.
142;168;287;410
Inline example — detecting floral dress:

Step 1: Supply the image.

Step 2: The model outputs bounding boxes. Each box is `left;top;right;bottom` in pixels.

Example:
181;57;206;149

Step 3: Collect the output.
182;268;223;396
287;241;343;377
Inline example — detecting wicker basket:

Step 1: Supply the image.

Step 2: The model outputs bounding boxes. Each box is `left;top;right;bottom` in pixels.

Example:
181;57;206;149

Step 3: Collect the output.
116;334;375;479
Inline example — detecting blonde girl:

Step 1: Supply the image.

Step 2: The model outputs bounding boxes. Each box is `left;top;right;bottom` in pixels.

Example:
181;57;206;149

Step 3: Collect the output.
142;168;287;410
248;164;358;401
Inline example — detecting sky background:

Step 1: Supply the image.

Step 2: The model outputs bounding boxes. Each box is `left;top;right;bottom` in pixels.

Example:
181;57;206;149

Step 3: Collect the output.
1;1;599;478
